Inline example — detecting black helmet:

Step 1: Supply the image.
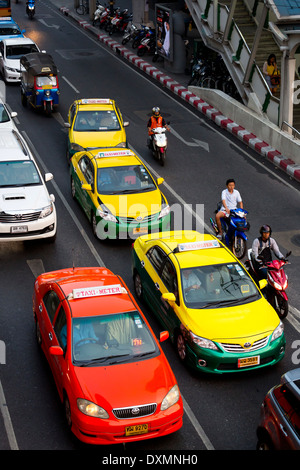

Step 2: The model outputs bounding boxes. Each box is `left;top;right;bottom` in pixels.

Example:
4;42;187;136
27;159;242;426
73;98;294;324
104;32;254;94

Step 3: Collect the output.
152;106;160;117
260;224;272;235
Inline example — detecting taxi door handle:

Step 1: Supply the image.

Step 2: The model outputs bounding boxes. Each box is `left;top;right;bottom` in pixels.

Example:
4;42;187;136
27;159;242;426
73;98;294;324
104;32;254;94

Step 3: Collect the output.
155;283;160;290
280;424;288;437
49;333;53;341
141;260;145;268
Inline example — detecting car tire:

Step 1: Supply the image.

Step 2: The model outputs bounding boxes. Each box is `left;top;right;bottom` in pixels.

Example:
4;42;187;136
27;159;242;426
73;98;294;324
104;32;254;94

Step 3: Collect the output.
134;272;143;300
64;395;72;430
35;318;42;348
176;331;187;362
91;211;98;238
71;177;76;200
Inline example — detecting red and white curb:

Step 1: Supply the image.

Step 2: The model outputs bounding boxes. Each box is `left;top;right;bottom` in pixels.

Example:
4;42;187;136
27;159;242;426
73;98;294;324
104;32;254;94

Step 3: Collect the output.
59;6;300;183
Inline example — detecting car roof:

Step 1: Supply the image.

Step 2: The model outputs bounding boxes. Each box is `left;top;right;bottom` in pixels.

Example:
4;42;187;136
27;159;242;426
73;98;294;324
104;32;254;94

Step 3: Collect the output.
75;98;115;111
138;230;236;269
0;129;31;161
0;17;19;26
43;267;137;318
2;37;35;45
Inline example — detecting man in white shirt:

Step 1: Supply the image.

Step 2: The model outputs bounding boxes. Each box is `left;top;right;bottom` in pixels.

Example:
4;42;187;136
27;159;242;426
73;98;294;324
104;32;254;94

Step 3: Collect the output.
215;179;243;239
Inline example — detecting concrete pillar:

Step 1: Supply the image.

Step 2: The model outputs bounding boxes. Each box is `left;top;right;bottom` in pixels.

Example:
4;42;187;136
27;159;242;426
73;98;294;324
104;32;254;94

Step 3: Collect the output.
132;0;147;24
223;0;237;44
280;54;296;132
89;0;96;21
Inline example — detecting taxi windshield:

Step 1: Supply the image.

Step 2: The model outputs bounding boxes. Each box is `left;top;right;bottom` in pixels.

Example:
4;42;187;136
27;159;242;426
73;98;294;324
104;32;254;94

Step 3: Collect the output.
0;26;21;36
74;110;121;132
97;164;156;194
0;160;42;187
72;311;158;366
0;104;9;123
181;262;260;309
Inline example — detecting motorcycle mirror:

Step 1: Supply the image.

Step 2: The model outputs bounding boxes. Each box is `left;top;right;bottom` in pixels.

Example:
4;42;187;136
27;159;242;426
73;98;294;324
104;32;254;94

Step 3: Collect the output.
285;251;291;258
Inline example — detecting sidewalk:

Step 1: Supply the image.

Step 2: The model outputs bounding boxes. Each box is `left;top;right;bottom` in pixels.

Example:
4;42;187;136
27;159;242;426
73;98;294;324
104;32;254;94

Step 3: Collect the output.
54;0;300;183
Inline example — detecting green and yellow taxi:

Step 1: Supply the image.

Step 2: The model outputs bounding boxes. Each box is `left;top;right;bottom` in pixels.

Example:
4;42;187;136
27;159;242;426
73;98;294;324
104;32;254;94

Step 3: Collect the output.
65;98;129;161
132;230;286;374
70;148;171;240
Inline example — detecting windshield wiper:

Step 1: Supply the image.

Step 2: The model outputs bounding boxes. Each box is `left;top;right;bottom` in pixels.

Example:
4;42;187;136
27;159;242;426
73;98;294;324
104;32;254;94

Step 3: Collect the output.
78;353;131;366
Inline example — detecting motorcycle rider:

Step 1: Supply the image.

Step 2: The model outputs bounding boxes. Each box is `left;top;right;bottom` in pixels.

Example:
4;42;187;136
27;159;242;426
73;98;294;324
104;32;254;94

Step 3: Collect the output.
215;179;243;239
147;107;170;149
251;225;284;279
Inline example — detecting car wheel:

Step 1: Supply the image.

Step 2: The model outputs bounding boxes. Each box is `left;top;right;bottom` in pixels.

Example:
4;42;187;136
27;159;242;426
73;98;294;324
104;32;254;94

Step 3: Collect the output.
35;318;42;347
66;147;70;166
64;395;72;430
91;211;97;238
176;331;187;362
134;272;143;300
71;177;76;199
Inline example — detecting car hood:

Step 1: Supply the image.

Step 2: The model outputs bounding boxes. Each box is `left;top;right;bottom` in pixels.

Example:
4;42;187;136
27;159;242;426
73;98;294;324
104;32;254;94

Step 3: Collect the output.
0;185;51;212
72;130;126;149
99;190;162;217
3;57;21;69
185;297;280;342
74;355;176;409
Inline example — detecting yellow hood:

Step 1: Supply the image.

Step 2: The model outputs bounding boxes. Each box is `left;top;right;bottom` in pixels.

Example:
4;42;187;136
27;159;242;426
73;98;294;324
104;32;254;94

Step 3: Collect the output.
184;297;279;343
99;189;162;218
72;130;126;149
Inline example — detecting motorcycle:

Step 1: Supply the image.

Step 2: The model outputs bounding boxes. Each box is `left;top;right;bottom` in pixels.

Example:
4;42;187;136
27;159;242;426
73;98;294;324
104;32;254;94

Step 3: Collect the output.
122;22;137;45
93;2;105;26
210;207;249;259
188;58;203;86
245;249;291;319
99;6;111;29
148;126;169;166
132;25;150;49
107;9;131;35
137;29;157;57
26;0;35;19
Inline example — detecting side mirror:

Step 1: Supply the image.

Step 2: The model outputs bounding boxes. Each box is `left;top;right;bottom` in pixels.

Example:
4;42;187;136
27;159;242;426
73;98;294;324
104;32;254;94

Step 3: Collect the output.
44;173;53;182
157;177;164;186
162;292;176;303
64;122;70;128
11;111;17;118
159;331;169;342
123;121;129;127
285;251;291;258
82;183;92;191
49;346;64;356
259;279;268;290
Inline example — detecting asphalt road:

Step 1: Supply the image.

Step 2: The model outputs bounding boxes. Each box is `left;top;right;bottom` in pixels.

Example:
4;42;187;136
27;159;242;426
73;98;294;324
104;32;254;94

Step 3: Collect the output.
0;0;300;453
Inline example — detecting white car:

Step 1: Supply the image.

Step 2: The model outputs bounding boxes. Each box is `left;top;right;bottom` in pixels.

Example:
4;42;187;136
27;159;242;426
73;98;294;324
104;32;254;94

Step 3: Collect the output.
0;128;57;242
0;98;17;130
0;37;39;82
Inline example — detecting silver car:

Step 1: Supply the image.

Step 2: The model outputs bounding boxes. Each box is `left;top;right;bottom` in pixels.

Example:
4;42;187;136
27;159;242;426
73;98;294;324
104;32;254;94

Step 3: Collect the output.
256;368;300;450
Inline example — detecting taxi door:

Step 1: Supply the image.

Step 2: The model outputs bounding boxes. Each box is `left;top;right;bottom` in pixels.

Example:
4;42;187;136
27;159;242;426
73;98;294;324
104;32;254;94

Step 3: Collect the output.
38;288;60;364
50;305;69;399
74;154;96;218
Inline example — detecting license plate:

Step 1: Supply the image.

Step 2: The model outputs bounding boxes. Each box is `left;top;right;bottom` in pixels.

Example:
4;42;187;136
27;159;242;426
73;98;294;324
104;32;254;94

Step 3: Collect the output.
125;424;148;436
133;227;148;235
10;226;28;234
238;356;260;368
42;85;52;89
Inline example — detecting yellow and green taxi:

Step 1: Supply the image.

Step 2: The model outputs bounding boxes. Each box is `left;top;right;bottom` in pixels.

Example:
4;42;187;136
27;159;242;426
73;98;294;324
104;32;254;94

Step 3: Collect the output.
132;231;286;374
65;98;129;161
70;148;171;239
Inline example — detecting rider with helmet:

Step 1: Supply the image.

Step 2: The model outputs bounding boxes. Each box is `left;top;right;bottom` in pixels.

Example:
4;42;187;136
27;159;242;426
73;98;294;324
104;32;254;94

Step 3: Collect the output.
147;107;170;149
251;225;284;279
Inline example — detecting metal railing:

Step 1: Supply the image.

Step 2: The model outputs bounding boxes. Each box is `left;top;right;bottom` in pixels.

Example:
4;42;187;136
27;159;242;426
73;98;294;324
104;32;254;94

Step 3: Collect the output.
281;121;300;140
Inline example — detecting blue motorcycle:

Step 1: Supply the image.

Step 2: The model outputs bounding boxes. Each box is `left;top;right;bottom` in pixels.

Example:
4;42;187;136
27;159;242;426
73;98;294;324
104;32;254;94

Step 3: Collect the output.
210;208;249;259
26;0;35;19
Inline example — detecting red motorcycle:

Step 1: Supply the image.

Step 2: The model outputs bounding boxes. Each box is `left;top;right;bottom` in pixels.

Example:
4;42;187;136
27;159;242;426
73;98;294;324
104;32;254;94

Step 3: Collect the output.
246;250;291;319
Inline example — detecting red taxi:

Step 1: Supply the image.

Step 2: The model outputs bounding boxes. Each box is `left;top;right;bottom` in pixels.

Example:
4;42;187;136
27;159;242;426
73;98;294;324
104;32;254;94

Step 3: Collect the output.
33;267;183;445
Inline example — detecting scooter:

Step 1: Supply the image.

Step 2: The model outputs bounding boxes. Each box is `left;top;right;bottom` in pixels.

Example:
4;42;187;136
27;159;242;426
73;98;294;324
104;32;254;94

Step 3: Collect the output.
107;9;131;35
188;58;203;86
93;2;104;26
122;22;137;45
148;126;168;166
210;208;249;259
26;0;35;19
245;250;291;319
137;29;156;57
99;6;111;29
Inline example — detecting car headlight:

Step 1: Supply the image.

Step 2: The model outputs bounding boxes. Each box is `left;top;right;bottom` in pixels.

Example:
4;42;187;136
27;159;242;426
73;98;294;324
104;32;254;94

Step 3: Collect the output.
189;331;219;351
39;204;53;218
77;398;109;419
158;204;170;220
97;205;117;223
271;321;284;342
161;385;180;411
115;142;126;148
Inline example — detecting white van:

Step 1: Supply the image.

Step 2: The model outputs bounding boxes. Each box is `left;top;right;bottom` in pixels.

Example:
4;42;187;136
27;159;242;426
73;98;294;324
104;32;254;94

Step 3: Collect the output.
0;128;57;242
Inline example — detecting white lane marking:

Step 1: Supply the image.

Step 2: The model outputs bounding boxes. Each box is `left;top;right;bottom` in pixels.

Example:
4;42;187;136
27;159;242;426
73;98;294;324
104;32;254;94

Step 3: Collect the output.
181;396;214;450
61;75;80;93
0;381;19;450
288;305;300;333
170;127;209;151
27;259;46;278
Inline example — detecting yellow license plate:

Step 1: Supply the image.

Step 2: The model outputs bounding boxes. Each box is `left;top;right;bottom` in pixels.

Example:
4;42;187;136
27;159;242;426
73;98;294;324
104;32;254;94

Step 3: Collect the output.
125;424;148;436
238;356;260;368
42;85;52;89
133;227;148;235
